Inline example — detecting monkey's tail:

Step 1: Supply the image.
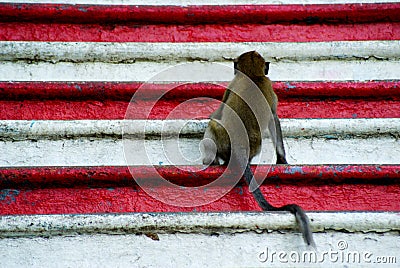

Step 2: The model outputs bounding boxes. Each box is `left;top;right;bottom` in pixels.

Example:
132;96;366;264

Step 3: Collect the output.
274;204;316;249
243;163;316;248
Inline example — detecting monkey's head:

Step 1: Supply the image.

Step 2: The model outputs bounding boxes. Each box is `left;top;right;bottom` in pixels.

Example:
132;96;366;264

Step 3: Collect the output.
234;51;270;77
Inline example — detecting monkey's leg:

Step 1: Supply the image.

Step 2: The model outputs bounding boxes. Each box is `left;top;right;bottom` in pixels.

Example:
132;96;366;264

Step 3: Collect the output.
242;163;315;248
270;112;288;164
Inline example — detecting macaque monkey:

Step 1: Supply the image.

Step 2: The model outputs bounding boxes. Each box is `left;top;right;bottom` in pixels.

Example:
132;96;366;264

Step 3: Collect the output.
201;51;315;248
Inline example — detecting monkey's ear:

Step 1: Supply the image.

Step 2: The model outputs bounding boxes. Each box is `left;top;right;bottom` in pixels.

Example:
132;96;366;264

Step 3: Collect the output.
265;62;270;75
234;61;238;75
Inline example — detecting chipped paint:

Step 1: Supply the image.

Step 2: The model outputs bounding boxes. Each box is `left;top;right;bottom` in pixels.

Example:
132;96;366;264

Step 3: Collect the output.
0;189;19;204
285;82;296;89
284;166;306;175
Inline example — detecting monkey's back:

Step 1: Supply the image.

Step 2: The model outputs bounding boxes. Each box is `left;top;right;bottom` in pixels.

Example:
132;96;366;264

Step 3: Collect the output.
217;74;276;160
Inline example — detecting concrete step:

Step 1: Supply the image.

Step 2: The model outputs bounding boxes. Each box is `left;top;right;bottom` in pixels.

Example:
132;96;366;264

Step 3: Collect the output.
0;212;399;267
1;45;399;81
1;0;399;266
1;119;399;166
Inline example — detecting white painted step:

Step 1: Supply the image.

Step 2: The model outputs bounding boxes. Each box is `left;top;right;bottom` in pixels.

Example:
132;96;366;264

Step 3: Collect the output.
0;212;399;267
2;41;400;62
1;232;399;267
2;212;398;237
1;119;399;139
1;119;399;166
1;60;399;82
2;40;399;81
2;136;398;166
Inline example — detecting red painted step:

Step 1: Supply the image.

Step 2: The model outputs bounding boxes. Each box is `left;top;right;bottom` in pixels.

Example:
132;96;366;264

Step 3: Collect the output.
2;22;399;42
2;81;400;100
0;81;399;119
1;3;399;24
1;3;400;42
0;165;399;215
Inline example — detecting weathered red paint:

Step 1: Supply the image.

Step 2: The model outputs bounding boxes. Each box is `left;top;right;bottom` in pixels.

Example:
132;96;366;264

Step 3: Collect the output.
0;82;226;101
1;81;399;100
1;3;399;24
1;98;399;120
1;165;399;188
1;22;399;42
1;185;400;215
273;81;400;99
0;81;399;119
0;165;399;215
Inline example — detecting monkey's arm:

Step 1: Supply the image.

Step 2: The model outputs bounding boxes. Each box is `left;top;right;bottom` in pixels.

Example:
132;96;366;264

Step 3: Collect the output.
272;112;288;164
267;106;288;164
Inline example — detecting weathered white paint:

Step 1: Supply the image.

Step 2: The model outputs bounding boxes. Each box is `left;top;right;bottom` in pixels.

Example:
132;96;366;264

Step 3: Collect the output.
1;119;399;166
1;232;399;267
1;212;399;237
3;41;400;63
1;136;399;166
0;213;399;267
1;60;400;82
1;232;399;268
1;0;398;5
1;119;399;139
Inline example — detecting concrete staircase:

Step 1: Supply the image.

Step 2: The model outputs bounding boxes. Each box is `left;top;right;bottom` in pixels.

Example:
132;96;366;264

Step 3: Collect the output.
0;0;399;267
